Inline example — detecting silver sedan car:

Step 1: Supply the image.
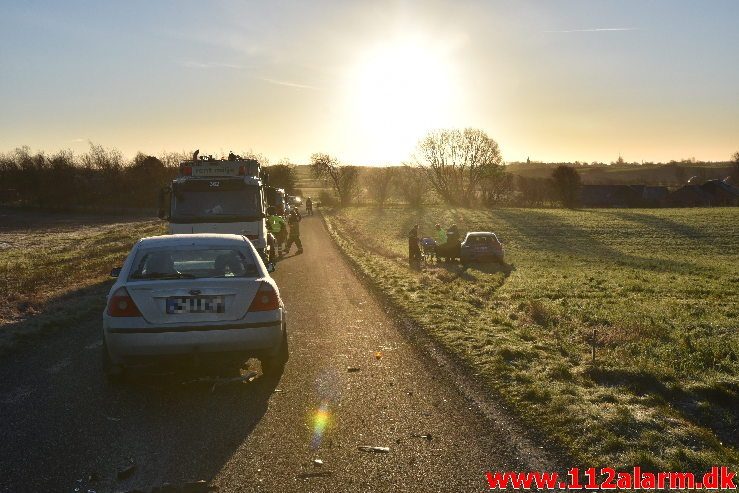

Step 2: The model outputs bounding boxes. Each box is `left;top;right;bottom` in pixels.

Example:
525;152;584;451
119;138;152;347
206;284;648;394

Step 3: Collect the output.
102;234;287;381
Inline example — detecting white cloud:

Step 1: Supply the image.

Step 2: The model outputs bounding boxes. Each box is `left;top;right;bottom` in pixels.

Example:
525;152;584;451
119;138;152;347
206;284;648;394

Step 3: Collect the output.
544;28;639;33
178;60;243;70
259;77;317;90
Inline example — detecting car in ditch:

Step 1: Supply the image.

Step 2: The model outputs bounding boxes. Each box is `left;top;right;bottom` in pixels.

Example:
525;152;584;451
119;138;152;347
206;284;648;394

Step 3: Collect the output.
102;234;287;381
460;232;504;265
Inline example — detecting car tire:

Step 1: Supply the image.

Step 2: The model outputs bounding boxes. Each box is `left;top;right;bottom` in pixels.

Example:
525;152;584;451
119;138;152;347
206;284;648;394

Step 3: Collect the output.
102;337;125;384
261;324;289;376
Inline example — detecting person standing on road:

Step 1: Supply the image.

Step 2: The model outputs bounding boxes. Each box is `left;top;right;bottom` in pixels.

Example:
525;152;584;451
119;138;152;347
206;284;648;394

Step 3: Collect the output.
408;224;421;268
284;209;304;254
305;197;313;216
267;206;287;256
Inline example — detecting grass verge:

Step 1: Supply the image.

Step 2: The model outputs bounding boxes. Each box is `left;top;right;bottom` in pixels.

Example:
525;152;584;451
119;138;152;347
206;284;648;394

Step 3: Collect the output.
324;205;738;471
0;213;164;352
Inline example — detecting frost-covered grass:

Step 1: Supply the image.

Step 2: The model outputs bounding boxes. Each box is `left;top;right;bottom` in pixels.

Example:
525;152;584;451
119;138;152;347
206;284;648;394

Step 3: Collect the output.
326;205;738;471
0;211;164;350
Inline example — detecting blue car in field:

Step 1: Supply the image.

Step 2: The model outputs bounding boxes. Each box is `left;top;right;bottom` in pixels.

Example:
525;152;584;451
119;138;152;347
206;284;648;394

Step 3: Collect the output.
460;232;504;265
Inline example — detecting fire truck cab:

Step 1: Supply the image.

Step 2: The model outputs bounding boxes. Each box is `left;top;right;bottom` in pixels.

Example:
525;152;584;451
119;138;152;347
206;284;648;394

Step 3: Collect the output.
158;154;275;263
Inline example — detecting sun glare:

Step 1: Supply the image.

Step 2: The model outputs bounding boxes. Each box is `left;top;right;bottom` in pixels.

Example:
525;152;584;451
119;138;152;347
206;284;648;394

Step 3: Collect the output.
346;37;459;162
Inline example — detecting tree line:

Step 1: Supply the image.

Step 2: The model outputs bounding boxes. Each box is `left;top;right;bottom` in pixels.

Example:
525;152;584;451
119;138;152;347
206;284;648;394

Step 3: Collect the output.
0;145;301;210
0;145;185;209
312;128;585;208
313;131;739;209
3;137;737;210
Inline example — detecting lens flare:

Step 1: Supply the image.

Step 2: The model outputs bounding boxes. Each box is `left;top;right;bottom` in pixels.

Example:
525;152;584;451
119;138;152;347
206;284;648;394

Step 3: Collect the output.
311;402;331;449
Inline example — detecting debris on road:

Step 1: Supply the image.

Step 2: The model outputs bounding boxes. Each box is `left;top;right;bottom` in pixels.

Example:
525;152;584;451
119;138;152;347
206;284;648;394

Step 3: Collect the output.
346;367;361;372
313;459;324;466
181;479;212;492
411;433;433;441
116;461;136;480
181;371;258;391
296;471;333;479
357;445;390;453
111;479;214;493
374;351;383;360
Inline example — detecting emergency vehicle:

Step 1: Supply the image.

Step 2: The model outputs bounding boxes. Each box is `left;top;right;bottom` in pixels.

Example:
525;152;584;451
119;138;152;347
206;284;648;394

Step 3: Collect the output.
158;153;275;262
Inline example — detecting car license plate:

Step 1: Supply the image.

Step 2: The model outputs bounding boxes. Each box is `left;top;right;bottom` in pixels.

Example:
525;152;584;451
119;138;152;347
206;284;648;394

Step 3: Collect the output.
166;296;225;314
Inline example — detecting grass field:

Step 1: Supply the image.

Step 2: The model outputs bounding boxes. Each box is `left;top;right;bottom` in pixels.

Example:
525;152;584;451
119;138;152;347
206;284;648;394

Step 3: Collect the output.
325;206;739;470
0;210;164;352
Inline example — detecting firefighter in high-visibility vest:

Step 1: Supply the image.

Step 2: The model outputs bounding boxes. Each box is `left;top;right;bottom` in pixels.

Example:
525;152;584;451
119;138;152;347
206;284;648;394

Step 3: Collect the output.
285;209;303;254
433;223;447;261
267;207;287;256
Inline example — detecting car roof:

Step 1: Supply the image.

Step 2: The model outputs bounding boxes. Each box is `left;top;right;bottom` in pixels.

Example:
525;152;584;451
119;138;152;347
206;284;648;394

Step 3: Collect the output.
465;231;498;237
137;234;249;248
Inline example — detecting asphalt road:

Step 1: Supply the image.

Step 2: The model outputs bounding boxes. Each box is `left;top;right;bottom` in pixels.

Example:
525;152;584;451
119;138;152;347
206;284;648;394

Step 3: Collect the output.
0;213;552;492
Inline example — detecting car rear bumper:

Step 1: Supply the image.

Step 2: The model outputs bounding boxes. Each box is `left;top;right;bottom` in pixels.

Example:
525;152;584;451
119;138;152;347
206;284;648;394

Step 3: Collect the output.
461;251;504;262
104;315;283;364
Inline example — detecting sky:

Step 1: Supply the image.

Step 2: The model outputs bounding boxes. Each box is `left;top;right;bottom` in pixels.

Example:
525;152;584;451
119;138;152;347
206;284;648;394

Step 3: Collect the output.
1;0;738;165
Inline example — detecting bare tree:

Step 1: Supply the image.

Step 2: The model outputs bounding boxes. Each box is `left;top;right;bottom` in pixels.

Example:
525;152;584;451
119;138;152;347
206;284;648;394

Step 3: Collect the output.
415;128;504;206
516;176;553;207
266;160;298;193
551;165;581;208
481;171;514;206
365;167;396;208
731;152;739;183
310;153;360;207
158;151;191;169
80;142;123;173
394;165;428;208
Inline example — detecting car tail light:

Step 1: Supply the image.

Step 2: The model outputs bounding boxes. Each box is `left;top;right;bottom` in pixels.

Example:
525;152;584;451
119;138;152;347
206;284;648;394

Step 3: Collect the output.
238;165;245;175
107;287;142;317
182;166;192;176
248;282;280;312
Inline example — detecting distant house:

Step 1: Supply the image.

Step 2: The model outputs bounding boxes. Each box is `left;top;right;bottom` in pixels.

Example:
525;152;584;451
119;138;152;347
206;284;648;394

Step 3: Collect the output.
701;179;739;206
667;184;713;207
579;185;650;207
577;180;737;208
668;179;739;207
642;186;669;207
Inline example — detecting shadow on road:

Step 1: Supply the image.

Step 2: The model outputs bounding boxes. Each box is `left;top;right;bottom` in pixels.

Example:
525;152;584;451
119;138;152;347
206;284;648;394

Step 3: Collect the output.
0;280;284;492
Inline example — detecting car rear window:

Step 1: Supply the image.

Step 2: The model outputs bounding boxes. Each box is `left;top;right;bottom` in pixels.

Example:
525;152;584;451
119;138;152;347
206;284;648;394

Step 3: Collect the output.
467;236;495;245
128;247;258;280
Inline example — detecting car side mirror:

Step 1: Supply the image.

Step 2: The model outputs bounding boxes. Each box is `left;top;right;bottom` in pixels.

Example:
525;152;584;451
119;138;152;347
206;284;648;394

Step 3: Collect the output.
266;262;276;273
110;267;122;278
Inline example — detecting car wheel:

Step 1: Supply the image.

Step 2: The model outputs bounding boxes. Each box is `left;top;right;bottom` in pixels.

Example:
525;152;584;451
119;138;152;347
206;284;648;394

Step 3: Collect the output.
102;337;125;384
261;324;289;376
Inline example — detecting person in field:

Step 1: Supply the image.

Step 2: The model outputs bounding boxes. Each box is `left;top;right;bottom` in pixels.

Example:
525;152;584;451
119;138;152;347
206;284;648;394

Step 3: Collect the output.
445;223;460;261
285;209;304;254
267;206;287;256
408;224;421;268
433;223;447;260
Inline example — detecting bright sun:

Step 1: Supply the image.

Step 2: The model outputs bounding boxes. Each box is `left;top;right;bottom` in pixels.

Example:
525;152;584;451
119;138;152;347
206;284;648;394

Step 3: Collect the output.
346;37;459;162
